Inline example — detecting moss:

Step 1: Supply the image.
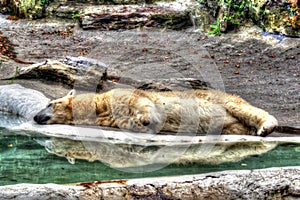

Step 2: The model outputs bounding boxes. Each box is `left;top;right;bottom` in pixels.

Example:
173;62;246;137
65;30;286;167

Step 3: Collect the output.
5;0;46;19
197;0;300;36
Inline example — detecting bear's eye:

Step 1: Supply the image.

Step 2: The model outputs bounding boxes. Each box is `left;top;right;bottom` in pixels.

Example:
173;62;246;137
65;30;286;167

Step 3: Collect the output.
47;103;53;108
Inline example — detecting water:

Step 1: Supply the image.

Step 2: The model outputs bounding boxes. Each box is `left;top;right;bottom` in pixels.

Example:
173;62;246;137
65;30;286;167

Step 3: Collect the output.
1;112;300;186
262;31;300;43
1;128;300;186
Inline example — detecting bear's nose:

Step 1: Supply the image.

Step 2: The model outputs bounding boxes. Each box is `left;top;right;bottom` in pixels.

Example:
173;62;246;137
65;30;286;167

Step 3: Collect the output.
33;115;38;122
34;113;52;124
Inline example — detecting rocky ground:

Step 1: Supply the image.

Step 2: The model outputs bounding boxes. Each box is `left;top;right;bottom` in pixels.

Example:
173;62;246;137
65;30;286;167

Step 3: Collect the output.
0;13;299;131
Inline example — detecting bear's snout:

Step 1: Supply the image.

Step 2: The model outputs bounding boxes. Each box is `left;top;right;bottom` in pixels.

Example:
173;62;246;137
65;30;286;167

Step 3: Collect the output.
34;105;53;125
34;114;52;124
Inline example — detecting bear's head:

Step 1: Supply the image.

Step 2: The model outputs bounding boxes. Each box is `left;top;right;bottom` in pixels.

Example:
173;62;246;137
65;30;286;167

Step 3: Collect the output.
34;90;75;125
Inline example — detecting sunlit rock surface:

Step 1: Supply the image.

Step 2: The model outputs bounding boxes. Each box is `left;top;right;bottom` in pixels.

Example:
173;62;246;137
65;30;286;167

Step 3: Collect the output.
16;59;107;91
0;84;49;119
81;4;192;30
0;55;26;80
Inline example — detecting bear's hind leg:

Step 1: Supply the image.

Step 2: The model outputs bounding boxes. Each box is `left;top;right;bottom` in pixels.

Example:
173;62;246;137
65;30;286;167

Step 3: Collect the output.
222;121;256;135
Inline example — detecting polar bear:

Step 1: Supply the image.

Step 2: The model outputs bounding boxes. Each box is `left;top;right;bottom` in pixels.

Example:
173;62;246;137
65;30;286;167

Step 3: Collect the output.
33;88;282;136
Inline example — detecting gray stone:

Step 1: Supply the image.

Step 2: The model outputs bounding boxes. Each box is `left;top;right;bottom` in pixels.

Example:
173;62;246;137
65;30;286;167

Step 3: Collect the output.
0;84;49;119
0;184;84;200
0;55;24;80
45;0;194;30
81;4;192;30
63;56;107;69
104;77;212;92
15;59;107;91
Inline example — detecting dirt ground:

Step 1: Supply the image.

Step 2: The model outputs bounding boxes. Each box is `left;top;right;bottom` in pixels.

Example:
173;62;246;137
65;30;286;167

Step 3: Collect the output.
0;15;299;132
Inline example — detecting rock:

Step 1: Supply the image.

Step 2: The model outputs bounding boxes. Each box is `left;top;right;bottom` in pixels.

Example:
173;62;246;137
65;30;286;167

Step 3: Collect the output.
105;77;212;92
45;1;84;20
0;184;84;200
1;167;300;199
80;4;192;30
63;56;107;69
0;84;49;119
15;58;107;91
136;78;212;91
1;55;212;92
246;0;300;35
191;4;215;32
45;0;194;30
262;5;300;36
0;55;26;80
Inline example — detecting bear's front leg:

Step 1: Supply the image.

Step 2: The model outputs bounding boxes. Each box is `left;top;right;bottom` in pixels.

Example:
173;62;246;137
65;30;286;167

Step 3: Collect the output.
115;117;156;133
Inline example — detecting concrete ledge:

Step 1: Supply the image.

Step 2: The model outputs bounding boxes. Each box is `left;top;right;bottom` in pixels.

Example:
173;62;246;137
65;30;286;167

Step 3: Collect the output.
1;167;300;199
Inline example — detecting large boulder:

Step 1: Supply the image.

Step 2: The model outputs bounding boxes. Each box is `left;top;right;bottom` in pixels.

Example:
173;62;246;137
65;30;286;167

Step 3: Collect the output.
72;4;192;30
0;84;49;119
14;57;107;91
0;55;25;80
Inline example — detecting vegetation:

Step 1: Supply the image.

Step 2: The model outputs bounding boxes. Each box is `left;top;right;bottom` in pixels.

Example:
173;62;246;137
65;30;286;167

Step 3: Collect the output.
205;0;249;36
72;13;81;19
222;0;248;27
40;0;46;6
9;66;19;84
209;18;222;36
201;0;300;36
286;0;300;28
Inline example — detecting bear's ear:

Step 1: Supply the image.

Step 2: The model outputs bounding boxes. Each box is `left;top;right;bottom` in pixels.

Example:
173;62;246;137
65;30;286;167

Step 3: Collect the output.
66;89;76;98
66;89;75;109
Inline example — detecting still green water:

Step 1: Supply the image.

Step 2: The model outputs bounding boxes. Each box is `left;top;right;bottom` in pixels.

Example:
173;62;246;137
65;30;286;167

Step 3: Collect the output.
1;114;300;186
